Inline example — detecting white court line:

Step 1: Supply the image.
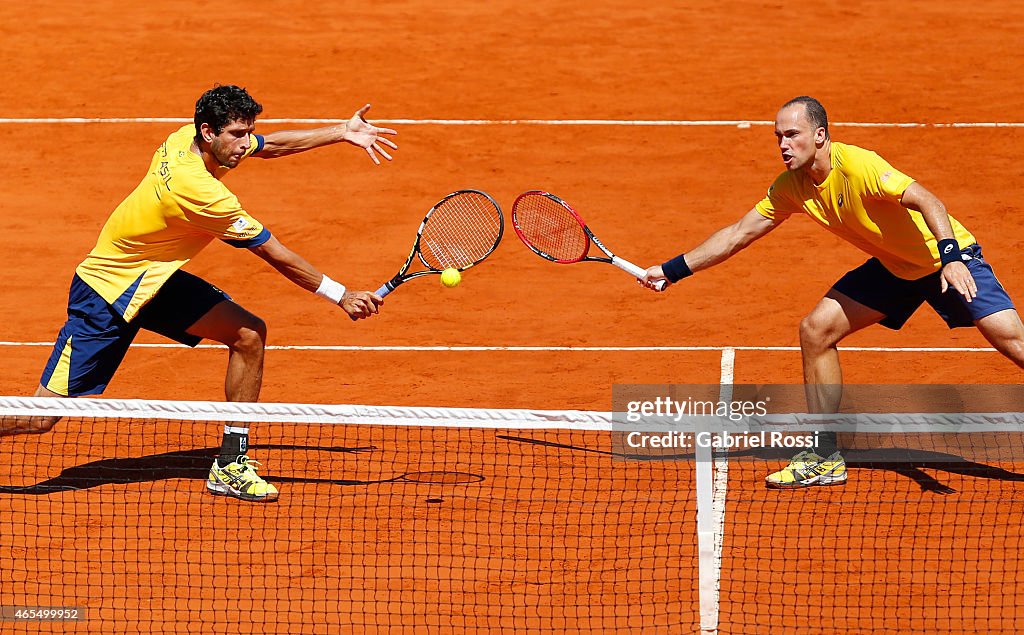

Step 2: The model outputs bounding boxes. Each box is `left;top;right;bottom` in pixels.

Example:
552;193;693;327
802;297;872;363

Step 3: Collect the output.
696;348;735;634
0;117;1021;128
0;342;1000;352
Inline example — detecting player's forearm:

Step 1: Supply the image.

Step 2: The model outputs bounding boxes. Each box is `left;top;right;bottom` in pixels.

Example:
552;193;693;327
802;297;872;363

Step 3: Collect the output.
659;226;745;283
267;257;324;292
249;238;325;292
684;227;747;272
919;204;957;242
659;209;774;283
902;183;956;241
687;213;772;272
257;126;347;158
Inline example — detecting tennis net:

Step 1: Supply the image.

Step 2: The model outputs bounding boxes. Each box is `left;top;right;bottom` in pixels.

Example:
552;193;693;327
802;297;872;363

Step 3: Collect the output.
2;394;1024;634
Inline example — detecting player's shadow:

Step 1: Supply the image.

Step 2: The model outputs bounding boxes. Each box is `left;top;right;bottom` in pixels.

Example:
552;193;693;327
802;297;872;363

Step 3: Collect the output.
0;443;387;494
498;435;1024;495
845;449;1024;494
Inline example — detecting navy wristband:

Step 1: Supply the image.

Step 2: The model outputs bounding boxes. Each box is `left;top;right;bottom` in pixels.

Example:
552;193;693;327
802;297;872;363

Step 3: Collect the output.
937;239;961;267
661;254;693;283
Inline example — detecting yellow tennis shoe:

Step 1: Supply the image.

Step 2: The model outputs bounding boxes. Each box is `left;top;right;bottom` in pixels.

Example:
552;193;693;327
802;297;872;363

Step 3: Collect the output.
765;450;847;489
207;455;279;502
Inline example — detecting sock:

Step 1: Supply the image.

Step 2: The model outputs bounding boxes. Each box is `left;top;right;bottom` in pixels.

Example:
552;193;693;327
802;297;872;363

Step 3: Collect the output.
218;425;249;468
814;431;838;458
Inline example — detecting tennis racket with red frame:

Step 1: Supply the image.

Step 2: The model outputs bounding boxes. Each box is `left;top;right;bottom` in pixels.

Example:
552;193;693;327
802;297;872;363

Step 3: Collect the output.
375;190;503;298
511;190;665;290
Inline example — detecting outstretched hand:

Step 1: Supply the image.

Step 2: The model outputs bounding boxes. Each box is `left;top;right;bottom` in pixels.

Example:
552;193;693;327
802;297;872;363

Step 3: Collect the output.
940;261;977;302
344;104;398;165
639;265;671;292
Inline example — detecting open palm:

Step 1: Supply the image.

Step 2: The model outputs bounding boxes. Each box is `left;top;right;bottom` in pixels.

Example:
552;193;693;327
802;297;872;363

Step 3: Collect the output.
345;104;398;165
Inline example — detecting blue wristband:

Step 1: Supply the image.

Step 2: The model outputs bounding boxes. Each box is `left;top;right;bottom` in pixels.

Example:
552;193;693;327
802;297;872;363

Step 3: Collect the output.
661;254;693;283
937;239;961;267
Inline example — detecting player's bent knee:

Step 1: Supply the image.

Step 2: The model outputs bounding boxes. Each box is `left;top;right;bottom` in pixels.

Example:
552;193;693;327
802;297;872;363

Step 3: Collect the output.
799;314;837;350
233;318;267;355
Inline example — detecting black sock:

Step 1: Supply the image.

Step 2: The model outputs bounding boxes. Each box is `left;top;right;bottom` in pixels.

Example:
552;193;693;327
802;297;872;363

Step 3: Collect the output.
814;431;838;457
218;426;249;468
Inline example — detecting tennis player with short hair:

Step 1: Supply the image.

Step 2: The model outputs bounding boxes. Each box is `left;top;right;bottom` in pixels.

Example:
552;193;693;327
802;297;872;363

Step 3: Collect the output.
2;85;397;502
642;96;1024;488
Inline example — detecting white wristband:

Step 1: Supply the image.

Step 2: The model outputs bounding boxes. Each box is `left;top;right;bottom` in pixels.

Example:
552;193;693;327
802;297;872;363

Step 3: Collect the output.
315;275;347;304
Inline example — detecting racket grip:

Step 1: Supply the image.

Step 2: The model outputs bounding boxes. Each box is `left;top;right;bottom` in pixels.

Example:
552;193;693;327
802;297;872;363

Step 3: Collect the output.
611;257;668;291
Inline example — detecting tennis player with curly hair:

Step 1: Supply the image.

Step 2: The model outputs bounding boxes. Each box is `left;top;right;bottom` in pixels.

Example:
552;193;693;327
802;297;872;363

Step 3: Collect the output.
3;85;397;502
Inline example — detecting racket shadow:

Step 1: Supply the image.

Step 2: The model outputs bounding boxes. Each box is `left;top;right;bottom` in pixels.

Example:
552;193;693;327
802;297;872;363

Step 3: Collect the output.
497;434;697;461
272;471;485;487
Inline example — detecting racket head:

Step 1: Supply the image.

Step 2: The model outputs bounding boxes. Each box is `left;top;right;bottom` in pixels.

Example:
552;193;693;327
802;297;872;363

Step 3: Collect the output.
511;191;592;263
416;190;504;272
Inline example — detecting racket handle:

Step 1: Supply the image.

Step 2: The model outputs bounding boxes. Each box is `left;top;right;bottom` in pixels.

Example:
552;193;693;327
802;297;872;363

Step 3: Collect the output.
373;275;404;301
611;256;668;291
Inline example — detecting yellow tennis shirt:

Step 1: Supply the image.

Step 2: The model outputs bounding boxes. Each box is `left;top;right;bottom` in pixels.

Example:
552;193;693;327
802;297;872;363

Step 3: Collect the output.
754;142;975;280
75;125;269;321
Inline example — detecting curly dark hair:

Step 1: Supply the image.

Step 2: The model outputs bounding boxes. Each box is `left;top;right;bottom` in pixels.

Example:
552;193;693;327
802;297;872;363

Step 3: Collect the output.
781;96;829;139
194;85;263;139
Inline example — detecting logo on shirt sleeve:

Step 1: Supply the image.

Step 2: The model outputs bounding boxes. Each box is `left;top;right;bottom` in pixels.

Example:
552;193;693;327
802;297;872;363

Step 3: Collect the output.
232;217;250;232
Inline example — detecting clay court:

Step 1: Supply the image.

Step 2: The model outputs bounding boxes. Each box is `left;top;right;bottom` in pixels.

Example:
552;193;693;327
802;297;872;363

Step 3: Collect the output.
1;1;1023;633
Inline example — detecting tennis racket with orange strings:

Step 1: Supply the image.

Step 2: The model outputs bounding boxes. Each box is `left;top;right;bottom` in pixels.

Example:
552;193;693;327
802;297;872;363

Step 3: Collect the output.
511;190;665;290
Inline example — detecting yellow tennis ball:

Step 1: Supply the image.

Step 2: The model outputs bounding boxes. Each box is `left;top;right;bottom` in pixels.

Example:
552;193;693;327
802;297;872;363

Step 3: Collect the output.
440;268;462;288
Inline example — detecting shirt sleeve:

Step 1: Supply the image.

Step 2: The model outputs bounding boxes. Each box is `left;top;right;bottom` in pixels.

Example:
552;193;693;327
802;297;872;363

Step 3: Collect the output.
754;174;797;222
860;151;915;201
243;133;265;159
177;183;271;248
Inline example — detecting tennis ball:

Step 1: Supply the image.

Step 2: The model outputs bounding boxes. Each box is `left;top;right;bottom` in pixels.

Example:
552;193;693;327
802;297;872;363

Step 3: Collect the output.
440;268;462;288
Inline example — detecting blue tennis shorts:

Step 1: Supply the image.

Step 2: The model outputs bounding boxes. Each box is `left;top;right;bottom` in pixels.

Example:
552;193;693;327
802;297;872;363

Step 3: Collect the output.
39;270;231;396
832;243;1015;330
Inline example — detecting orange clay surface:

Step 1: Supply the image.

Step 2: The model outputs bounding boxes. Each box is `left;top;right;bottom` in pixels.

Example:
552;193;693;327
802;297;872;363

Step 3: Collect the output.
1;1;1023;633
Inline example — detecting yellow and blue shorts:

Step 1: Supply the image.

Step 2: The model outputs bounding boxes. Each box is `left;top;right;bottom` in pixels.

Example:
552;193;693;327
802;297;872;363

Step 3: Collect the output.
832;243;1015;330
40;270;231;396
